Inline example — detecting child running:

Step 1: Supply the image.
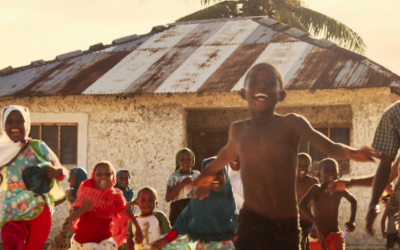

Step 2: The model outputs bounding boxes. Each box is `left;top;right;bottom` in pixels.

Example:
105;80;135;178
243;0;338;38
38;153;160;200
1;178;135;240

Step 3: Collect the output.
113;169;136;250
0;105;68;250
190;63;375;250
47;167;88;250
299;159;357;250
152;157;237;250
126;186;171;250
297;153;319;250
69;161;143;250
165;148;199;226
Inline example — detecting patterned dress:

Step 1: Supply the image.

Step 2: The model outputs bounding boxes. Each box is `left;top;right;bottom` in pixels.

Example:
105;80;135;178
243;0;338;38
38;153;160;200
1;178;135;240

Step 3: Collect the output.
47;190;77;250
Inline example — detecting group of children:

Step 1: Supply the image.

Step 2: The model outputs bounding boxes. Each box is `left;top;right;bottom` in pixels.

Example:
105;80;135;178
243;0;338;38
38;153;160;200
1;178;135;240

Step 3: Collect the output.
0;63;387;250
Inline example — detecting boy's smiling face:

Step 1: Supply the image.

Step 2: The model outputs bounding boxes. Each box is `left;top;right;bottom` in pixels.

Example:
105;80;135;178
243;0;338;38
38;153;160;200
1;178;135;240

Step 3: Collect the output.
240;64;286;112
94;164;113;190
117;171;130;189
297;156;311;178
5;110;26;142
319;160;339;184
138;189;158;215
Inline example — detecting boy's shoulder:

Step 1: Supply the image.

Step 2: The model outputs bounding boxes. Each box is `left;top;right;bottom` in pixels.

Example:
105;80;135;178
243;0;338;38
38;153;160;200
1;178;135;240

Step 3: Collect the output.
306;175;319;184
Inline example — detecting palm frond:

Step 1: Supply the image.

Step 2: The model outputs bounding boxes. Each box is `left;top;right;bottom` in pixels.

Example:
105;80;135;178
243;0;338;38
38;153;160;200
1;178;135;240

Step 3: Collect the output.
295;6;366;54
176;1;240;21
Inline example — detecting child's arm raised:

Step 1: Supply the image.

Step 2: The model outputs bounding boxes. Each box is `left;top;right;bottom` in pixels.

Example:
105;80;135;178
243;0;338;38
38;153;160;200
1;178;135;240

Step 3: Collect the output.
69;199;93;222
124;208;143;244
381;207;389;239
294;115;376;162
342;190;357;233
191;123;240;200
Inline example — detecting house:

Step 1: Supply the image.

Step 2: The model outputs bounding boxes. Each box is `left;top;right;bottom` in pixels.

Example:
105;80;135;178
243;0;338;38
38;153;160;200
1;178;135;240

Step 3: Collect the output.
1;16;399;248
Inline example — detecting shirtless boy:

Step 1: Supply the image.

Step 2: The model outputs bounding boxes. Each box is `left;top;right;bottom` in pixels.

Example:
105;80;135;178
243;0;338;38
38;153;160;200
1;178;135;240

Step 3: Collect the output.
297;153;319;250
190;63;374;250
299;159;357;250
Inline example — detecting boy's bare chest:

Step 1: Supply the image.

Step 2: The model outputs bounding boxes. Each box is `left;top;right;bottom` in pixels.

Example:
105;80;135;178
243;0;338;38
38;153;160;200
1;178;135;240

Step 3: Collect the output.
314;190;342;206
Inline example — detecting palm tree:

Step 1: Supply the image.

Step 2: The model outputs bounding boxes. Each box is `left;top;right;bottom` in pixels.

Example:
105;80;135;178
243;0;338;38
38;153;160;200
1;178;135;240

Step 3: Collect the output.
176;0;365;54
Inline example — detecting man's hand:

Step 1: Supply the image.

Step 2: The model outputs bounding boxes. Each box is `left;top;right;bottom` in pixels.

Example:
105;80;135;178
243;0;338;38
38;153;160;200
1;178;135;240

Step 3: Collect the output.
189;175;215;200
344;222;355;233
366;204;381;236
151;238;169;249
325;180;350;195
81;199;93;213
43;166;63;179
345;146;376;162
134;227;143;244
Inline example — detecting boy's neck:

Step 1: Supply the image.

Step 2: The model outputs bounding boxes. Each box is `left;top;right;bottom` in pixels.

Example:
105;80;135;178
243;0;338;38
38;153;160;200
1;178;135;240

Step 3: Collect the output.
140;211;155;217
250;108;276;125
297;175;309;182
180;169;191;174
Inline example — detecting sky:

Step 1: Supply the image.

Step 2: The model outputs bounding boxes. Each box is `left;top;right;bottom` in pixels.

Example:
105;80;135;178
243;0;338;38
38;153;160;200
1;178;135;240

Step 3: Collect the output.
1;0;399;74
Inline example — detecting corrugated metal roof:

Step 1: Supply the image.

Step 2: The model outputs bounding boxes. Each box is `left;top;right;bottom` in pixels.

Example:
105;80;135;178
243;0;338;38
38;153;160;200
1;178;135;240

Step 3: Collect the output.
1;17;399;97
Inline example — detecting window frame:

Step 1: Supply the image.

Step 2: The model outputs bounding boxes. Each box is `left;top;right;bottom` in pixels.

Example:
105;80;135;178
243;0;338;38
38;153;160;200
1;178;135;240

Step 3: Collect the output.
30;123;79;167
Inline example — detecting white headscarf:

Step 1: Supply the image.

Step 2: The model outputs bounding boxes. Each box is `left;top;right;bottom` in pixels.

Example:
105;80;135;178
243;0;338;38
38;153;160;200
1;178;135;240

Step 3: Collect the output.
0;105;31;168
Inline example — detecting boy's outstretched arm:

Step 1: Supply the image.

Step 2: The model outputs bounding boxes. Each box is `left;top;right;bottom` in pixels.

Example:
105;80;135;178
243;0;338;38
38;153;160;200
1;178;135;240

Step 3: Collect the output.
191;123;239;200
295;115;376;162
125;209;143;244
342;190;357;232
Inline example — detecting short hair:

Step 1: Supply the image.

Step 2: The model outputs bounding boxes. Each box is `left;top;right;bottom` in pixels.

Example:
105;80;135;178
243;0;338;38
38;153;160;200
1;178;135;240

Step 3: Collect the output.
244;63;284;89
318;158;338;172
298;153;312;166
137;186;158;201
94;160;116;175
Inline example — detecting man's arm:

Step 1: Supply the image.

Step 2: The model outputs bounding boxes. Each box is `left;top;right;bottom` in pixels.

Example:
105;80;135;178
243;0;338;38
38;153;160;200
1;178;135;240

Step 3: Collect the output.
191;123;240;199
381;207;389;238
366;153;394;236
295;115;375;162
342;190;357;232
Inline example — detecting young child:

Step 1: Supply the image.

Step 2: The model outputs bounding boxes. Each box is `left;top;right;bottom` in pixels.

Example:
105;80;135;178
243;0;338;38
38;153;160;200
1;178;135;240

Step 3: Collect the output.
299;158;357;250
113;169;136;249
190;63;375;249
228;158;244;211
152;157;237;250
126;186;171;250
0;105;68;250
69;161;143;250
296;153;319;250
47;167;88;250
165;148;199;226
381;195;400;250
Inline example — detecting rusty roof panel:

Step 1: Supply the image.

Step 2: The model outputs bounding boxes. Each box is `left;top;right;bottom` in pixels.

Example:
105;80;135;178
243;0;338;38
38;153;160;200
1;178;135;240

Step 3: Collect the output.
310;54;349;90
126;46;198;94
175;22;225;47
199;44;269;92
232;42;310;91
204;20;259;45
0;62;61;97
155;45;239;93
139;24;199;49
83;48;170;95
108;36;152;52
243;25;277;44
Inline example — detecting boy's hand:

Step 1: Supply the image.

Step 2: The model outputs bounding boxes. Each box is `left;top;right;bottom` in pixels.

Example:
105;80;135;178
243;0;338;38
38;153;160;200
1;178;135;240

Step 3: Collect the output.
382;232;388;239
344;222;355;233
151;238;169;249
345;146;376;162
81;199;93;213
190;175;215;200
134;228;143;244
43;166;63;179
366;204;380;236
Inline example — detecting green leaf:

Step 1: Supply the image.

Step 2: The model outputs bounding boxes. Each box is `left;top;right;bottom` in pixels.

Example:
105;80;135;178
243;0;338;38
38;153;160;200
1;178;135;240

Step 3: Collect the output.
295;6;366;54
176;1;241;21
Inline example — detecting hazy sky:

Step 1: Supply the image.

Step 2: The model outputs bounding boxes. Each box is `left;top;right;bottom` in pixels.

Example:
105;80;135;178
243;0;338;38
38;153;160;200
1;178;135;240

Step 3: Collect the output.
1;0;399;74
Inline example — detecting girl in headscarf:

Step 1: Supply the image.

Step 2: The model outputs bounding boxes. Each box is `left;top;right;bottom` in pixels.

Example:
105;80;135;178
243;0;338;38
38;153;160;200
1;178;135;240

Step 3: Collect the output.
47;167;88;250
69;161;143;250
0;105;68;250
152;157;238;250
165;148;199;226
112;169;135;249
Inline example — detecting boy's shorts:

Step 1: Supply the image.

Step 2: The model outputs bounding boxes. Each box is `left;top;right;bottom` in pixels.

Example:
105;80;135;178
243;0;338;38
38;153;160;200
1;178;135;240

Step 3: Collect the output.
387;233;400;249
308;232;345;250
234;209;300;250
